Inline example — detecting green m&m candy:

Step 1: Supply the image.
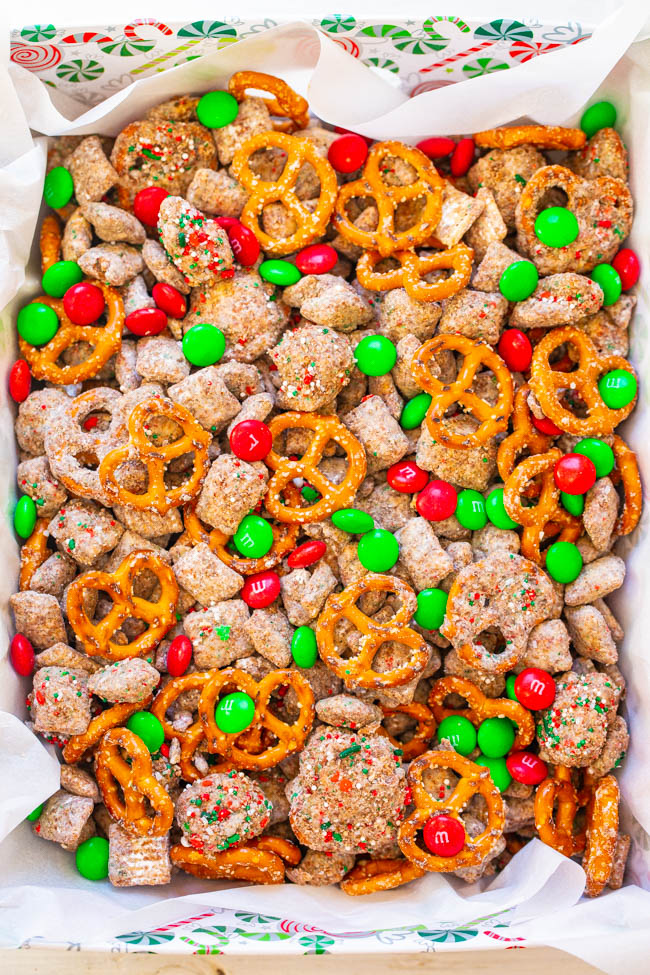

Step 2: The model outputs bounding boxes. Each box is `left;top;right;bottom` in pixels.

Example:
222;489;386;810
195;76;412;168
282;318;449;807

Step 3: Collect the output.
414;587;448;630
42;260;83;298
215;691;255;733
561;491;585;516
26;803;44;822
291;626;318;668
591;263;622;306
475;754;512;792
437;715;477;755
43;166;74;208
534;207;579;248
580;100;617;139
196;90;239;128
486;487;518;530
598;369;637;409
302;485;320;503
400;392;432;430
505;674;518;701
182;323;225;366
545;541;583;583
477;717;515;758
354;335;397;376
17;303;59;346
456;489;487;530
76;836;109;881
357;529;399;572
14;495;37;539
574;438;615;477
233;514;273;557
126;711;165;753
259;259;302;286
499;260;539;302
332;508;374;533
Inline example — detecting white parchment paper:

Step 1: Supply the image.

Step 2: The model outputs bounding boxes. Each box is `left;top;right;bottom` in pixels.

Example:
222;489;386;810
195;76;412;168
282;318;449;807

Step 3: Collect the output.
2;9;650;972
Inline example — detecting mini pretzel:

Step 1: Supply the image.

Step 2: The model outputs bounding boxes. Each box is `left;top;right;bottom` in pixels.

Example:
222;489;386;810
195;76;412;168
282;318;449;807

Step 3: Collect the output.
503;449;582;564
333;141;445;257
356;242;473;303
474;125;585;150
534;765;585;858
231;130;338;256
497;384;553;481
398;750;505;871
198;667;315;770
379;703;436;761
411;334;514;448
66;550;178;661
228;71;310;130
19;519;50;591
151;671;214;782
182;482;301;575
19;283;124;386
611;435;642;536
429;676;534;751
170;835;301;884
99;397;210;513
340;857;425;895
529;326;636;435
96;727;174;836
40;214;62;273
265;412;367;524
63;698;152;764
316;574;429;690
583;774;620;897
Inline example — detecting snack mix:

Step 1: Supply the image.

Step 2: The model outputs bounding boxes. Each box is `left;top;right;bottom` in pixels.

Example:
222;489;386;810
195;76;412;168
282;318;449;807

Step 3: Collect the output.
10;74;640;898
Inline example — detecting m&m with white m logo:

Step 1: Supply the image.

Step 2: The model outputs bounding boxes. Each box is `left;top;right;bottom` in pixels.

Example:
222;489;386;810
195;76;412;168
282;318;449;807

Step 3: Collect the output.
423;814;466;857
511;668;556;710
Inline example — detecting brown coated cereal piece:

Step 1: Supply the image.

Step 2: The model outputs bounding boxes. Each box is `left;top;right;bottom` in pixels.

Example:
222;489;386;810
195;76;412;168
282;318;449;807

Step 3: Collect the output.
392;334;425;399
81;203;145;245
471;241;522;292
214;97;273;166
471;523;520;560
104;530;171;575
78;244;144;287
442;648;505;699
15;389;68;456
113;504;182;540
135;335;190;385
146;95;199;121
280;563;338;626
226;393;273;437
34;791;95;851
16;456;67;519
244;609;293;668
269;324;354;412
537;670;620;767
31;666;91;735
416;417;497;491
157;196;233;287
316;694;383;732
123;275;156;316
510;273;603;330
375;287;441;344
35;642;101;675
184;601;252;668
286;849;355;886
464;187;507;261
568;128;628;182
282;275;374;333
434;182;485;247
60;765;101;802
467;145;546;229
594;598;624;643
586;715;629;779
108;823;172;887
186;167;249;218
62;208;93;262
438;289;508;344
564;555;625;606
250;768;291;825
30;552;77;599
48;500;124;567
195;455;267;535
288;730;408;855
115;340;142;392
168;366;241;433
343;395;410;474
518;619;572;673
10;592;67;650
66;136;119;205
583;478;619;552
576;306;631;359
111;120;217;199
564;605;618;665
175;772;272;854
395;517;453;590
173;542;243;605
142;239;192;295
87;658;161;704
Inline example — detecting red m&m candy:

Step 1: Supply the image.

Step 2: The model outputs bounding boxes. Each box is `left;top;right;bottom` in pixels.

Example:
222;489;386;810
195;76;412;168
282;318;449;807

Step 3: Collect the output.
242;570;281;608
287;539;327;569
328;134;368;173
416;479;457;521
416;137;455;159
10;634;35;676
423;814;465;857
152;283;187;319
229;419;272;462
450;138;475;177
387;460;428;494
513;668;555;710
553;453;596;495
133;186;169;227
295;244;338;275
125;307;167;337
612;248;640;290
9;359;31;403
63;282;105;325
498;329;532;372
166;635;193;677
216;217;260;266
532;414;562;435
506;751;548;786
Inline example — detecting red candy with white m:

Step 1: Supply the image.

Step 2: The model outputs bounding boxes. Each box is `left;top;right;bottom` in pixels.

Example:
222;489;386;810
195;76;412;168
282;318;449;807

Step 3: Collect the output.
423;814;466;856
514;668;556;709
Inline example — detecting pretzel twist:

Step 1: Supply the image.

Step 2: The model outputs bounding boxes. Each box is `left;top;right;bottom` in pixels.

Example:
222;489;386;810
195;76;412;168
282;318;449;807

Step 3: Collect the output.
66;551;178;661
497;384;553;481
428;676;534;751
63;698;152;764
340;857;425;895
333;141;445;257
356;242;473;303
411;334;513;448
99;397;210;513
316;574;429;690
611;435;642;536
150;672;214;782
228;71;310;130
40;214;62;273
265;412;366;523
474;125;586;150
170;835;300;884
96;727;174;836
398;750;505;871
583;774;620;897
379;702;436;761
231;130;338;256
19;519;50;591
534;765;585;858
